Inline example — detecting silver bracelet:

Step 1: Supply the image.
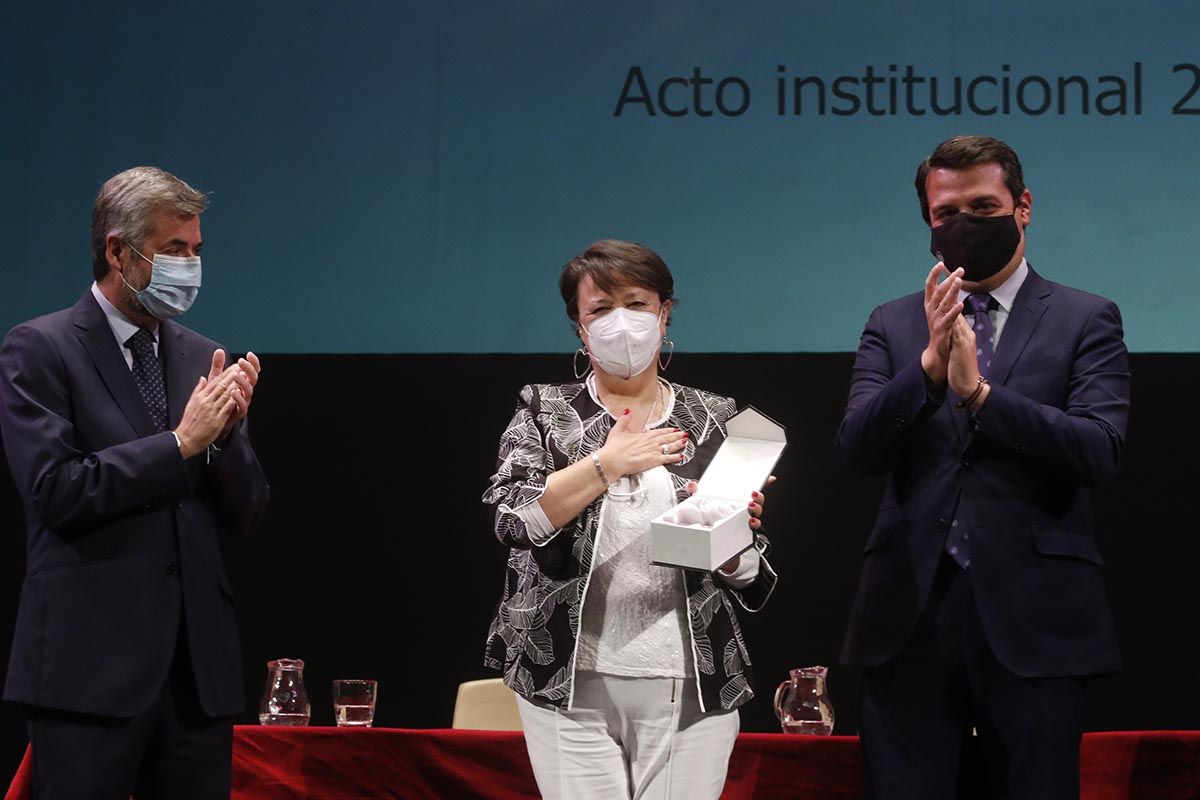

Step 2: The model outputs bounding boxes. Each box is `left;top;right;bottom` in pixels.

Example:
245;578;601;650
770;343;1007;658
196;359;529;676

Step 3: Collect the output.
591;451;613;488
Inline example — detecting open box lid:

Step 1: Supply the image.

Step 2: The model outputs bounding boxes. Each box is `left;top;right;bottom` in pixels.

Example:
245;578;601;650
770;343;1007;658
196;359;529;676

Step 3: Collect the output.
695;406;787;499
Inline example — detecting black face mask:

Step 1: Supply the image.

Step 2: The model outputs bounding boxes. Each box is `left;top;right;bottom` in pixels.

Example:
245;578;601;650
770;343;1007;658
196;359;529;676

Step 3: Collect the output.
929;212;1021;283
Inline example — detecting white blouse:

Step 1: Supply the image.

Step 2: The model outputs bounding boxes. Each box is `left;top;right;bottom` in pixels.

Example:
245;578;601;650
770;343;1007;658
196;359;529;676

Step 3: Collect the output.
575;463;692;677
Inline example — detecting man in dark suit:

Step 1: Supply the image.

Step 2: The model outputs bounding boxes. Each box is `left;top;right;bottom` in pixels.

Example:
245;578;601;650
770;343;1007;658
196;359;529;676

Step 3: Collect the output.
0;166;270;798
836;136;1129;799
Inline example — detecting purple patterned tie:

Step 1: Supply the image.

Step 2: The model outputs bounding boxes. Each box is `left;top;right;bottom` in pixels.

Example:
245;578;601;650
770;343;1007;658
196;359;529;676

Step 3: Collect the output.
965;292;998;379
125;328;168;432
945;292;998;569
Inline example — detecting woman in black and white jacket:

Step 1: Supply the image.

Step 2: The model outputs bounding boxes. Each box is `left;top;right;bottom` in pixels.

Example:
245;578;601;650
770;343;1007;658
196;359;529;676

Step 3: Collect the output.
483;239;778;800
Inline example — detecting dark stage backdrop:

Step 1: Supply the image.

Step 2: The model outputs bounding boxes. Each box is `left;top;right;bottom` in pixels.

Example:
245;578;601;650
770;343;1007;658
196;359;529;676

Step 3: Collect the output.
1;352;1198;781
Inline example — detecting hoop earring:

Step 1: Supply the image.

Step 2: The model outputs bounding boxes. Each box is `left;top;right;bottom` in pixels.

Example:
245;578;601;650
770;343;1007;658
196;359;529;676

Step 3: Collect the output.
573;347;592;379
659;339;674;371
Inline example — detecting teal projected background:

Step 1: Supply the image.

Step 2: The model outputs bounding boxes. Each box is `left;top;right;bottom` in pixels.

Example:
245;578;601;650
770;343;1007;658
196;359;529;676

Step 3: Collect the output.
1;1;1197;353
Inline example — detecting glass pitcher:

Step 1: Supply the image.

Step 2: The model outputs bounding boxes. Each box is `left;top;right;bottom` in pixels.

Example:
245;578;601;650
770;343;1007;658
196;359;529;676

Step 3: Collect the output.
773;666;834;735
259;658;311;726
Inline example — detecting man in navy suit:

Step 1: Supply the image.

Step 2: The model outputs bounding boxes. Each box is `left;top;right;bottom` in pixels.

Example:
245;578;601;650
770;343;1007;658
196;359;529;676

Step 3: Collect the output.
836;136;1129;799
0;167;270;798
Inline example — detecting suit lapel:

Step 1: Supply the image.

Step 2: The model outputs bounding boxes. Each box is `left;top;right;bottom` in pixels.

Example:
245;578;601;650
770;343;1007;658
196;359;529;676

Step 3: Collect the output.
988;266;1052;386
161;320;198;429
72;291;159;438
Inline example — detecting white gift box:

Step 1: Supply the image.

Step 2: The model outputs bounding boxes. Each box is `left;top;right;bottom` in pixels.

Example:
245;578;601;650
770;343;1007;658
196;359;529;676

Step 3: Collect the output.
650;406;787;571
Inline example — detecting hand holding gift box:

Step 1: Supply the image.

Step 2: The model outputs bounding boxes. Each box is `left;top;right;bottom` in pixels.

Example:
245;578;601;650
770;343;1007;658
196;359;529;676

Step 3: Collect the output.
651;406;786;571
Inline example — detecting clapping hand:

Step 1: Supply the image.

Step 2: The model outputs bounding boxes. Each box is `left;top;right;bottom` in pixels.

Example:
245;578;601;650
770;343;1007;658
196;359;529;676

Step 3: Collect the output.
173;349;261;459
921;263;964;385
949;316;989;409
212;350;261;439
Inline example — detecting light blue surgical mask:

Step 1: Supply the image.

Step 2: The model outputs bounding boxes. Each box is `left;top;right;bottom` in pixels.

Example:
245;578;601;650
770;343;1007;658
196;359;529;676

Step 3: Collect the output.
122;242;202;319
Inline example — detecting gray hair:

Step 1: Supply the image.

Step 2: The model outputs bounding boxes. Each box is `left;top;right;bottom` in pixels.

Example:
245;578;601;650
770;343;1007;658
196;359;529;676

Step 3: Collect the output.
91;166;207;280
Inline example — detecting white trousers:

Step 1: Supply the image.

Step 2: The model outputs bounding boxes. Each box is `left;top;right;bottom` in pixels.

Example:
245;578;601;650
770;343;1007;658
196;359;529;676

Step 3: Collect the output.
516;671;740;800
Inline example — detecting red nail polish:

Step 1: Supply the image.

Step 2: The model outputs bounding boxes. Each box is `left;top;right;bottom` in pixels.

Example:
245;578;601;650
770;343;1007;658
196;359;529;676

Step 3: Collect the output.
623;408;631;415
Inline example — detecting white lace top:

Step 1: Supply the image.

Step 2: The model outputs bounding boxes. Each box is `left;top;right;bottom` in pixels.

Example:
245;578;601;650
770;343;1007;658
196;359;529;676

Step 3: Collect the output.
575;464;693;677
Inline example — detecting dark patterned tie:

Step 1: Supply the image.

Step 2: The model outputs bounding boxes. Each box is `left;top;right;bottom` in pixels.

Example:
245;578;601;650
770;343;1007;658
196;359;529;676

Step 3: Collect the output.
945;292;998;570
965;292;998;379
125;328;168;432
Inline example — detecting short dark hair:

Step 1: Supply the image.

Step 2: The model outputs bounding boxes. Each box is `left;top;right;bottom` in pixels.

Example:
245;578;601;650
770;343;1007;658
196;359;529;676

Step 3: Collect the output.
559;239;676;327
914;135;1026;225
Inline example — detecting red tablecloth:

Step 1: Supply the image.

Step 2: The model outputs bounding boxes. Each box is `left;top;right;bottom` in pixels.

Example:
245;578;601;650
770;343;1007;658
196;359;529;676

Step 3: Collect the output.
6;728;1199;799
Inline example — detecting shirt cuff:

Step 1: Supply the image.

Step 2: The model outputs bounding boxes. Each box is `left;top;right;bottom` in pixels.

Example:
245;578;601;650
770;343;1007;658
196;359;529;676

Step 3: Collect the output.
511;499;559;546
717;545;760;588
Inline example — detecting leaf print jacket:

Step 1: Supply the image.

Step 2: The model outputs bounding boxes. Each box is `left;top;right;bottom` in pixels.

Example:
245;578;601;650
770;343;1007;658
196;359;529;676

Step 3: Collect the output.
482;381;778;713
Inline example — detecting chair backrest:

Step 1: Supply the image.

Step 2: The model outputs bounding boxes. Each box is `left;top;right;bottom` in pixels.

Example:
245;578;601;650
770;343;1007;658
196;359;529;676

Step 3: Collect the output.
451;678;523;731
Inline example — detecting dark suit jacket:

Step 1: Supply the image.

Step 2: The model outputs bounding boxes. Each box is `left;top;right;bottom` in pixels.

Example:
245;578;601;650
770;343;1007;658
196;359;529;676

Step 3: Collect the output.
836;266;1129;678
0;290;269;717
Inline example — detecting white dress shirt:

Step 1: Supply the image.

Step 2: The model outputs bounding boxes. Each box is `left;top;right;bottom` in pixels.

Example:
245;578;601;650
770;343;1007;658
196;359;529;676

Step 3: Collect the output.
90;282;159;369
957;257;1029;348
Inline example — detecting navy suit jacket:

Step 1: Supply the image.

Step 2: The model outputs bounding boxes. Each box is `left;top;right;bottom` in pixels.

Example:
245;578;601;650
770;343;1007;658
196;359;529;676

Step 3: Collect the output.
836;266;1129;678
0;290;269;717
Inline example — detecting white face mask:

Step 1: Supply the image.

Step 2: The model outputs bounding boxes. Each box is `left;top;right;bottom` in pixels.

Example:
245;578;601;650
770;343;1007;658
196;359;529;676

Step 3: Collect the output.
122;243;202;320
585;307;663;380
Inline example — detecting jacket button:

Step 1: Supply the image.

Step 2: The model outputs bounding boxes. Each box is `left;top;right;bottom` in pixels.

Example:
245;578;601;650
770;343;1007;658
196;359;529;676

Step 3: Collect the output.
165;563;180;575
961;456;971;467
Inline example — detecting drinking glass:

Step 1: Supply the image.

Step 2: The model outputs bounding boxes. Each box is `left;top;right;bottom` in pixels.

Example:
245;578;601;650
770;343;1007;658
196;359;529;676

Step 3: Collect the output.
332;679;378;727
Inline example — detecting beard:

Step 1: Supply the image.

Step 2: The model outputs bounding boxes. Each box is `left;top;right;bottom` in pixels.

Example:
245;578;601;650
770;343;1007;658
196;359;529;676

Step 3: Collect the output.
119;257;153;318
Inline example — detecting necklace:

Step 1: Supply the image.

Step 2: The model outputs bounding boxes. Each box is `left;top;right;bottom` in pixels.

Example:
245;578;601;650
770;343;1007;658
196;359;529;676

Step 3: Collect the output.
595;375;665;429
644;381;664;430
